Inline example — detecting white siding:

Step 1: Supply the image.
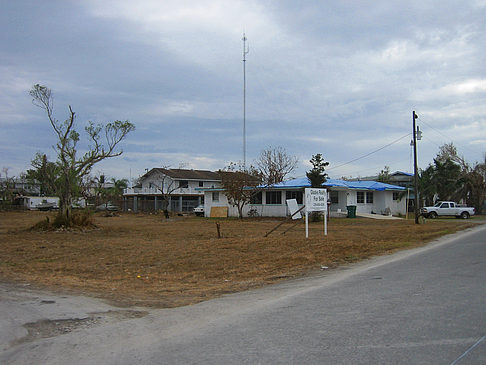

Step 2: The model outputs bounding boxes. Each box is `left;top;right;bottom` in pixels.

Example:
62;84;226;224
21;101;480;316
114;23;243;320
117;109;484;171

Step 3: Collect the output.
140;171;221;196
205;189;406;217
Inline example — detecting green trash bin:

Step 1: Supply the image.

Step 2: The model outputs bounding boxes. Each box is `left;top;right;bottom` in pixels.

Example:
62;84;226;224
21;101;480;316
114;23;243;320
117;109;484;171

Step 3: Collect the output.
346;205;357;218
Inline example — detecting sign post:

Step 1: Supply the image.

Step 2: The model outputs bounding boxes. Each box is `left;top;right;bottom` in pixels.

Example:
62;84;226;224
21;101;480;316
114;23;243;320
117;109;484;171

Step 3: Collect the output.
305;188;327;238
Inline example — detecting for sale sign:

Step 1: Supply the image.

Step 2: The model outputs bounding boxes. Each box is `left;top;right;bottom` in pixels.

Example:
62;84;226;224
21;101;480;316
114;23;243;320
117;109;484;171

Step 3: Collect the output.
304;188;328;237
305;188;327;212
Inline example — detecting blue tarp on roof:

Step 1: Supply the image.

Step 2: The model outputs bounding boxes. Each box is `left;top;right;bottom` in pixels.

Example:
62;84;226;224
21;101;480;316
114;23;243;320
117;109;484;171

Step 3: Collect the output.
270;177;405;191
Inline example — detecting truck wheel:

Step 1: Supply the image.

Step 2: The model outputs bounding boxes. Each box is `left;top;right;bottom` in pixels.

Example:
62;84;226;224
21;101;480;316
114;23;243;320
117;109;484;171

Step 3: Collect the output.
429;212;437;219
460;212;470;219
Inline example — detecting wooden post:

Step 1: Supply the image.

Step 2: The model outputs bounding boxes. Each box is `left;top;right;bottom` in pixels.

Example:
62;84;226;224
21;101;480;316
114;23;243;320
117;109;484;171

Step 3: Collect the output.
216;222;221;239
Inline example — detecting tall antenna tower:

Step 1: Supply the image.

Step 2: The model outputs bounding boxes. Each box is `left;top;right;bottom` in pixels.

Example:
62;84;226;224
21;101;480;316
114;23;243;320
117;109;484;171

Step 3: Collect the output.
242;33;249;167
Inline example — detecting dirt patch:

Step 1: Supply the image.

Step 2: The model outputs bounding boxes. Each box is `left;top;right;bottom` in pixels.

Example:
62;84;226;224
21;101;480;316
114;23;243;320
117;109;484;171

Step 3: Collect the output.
0;211;480;308
12;309;148;345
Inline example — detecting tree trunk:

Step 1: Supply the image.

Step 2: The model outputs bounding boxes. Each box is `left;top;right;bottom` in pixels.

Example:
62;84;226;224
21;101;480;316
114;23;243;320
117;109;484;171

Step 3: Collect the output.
58;192;73;226
238;204;244;219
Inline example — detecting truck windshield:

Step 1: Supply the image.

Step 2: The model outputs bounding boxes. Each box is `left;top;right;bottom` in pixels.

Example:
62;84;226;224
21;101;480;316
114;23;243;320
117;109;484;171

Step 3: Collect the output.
434;202;442;207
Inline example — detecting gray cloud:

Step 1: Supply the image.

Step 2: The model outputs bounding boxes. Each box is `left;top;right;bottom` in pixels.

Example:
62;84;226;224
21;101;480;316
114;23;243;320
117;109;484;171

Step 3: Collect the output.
1;0;485;181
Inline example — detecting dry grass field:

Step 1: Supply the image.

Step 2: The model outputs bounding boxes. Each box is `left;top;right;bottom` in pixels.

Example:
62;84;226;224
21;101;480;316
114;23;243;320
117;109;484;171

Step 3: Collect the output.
0;211;480;308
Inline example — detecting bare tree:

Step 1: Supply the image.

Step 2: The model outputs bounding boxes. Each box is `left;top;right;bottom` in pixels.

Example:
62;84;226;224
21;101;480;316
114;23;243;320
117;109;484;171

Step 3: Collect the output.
29;84;135;226
255;146;298;186
436;142;468;169
0;168;15;204
219;162;262;219
147;168;180;217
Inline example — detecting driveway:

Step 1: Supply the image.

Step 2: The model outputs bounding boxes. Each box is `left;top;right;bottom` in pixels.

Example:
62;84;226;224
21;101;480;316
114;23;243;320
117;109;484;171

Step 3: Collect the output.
1;225;486;364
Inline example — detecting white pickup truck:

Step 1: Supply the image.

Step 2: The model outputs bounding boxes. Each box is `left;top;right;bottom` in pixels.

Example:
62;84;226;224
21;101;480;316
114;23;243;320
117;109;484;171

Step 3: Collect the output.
421;201;475;219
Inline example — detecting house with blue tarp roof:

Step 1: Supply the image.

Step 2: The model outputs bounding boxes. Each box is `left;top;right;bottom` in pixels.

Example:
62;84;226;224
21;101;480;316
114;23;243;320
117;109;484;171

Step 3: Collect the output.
201;176;407;218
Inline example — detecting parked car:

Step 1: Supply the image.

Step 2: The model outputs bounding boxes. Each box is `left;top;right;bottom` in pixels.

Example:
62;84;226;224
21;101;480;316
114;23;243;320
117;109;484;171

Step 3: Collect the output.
421;201;475;219
36;200;58;211
96;202;119;211
193;204;204;216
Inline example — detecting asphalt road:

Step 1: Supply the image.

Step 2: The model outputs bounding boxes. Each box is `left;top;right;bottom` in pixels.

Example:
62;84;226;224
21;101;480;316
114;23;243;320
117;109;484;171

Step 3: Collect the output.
1;225;486;364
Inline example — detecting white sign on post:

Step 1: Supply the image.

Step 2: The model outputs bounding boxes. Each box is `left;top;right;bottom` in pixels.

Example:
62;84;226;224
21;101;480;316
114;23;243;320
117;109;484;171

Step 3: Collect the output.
304;188;327;238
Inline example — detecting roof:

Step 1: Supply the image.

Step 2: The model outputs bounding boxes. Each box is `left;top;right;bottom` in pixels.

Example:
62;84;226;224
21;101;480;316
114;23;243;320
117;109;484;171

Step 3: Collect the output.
392;171;414;177
145;168;221;181
270;177;406;191
349;171;414;182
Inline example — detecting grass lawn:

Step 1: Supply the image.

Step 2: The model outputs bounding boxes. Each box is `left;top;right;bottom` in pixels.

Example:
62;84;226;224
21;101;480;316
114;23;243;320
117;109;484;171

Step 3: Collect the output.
0;210;481;308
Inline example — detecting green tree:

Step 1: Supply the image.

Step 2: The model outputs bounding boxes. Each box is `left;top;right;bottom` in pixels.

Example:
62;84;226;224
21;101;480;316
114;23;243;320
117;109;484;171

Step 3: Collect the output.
418;164;436;206
93;176;127;208
106;178;128;204
377;166;391;183
306;154;329;187
306;154;329;222
26;153;59;196
29;84;135;226
463;157;486;214
433;157;462;201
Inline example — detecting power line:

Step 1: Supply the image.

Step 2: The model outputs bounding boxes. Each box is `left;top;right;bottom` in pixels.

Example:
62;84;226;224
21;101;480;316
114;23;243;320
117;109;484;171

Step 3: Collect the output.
327;132;411;172
419;118;484;159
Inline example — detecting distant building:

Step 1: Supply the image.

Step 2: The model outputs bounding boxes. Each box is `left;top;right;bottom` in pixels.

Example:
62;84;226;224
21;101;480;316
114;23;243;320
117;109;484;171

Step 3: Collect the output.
351;171;413;188
123;168;222;213
0;177;40;198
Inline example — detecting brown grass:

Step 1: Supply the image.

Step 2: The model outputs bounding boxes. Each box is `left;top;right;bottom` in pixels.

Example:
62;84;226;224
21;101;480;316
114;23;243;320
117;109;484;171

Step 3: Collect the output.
0;211;480;308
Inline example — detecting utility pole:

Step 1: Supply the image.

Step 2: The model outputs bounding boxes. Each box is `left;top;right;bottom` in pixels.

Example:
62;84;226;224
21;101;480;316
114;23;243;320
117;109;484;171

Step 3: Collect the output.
412;111;420;224
242;33;249;168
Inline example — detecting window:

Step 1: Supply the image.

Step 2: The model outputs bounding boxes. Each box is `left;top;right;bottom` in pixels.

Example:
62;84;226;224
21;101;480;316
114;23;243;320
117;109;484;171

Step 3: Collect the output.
366;192;374;204
285;190;303;204
250;191;262;204
179;180;188;188
212;191;219;202
357;191;365;203
266;191;282;204
199;181;204;187
329;191;339;204
393;192;399;201
440;202;449;208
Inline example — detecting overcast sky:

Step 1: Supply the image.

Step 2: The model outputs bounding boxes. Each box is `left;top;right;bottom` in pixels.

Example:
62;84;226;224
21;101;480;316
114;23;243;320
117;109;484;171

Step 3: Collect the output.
1;0;486;182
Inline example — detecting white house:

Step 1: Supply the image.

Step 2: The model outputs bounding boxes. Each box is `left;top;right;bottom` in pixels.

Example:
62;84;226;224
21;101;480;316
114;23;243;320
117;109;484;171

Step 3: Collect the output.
16;196;60;210
123;168;222;213
201;177;407;218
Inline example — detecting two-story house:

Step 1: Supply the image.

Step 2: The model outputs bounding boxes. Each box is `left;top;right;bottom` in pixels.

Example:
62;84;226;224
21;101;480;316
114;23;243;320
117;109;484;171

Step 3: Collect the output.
123;168;221;213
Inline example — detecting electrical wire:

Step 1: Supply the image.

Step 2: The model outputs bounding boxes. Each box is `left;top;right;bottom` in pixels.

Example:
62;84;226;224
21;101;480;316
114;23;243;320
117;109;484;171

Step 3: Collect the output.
419;117;484;159
348;156;414;178
327;132;412;172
